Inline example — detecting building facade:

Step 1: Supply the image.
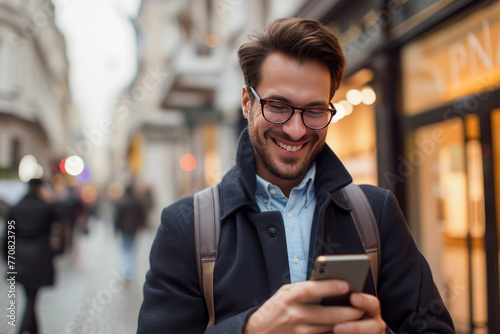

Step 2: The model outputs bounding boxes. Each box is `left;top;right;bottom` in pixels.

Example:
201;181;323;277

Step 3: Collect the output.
0;0;78;182
298;0;500;332
111;0;309;223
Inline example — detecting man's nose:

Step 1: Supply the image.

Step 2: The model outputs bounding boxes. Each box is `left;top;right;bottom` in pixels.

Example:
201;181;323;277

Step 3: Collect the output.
282;110;307;141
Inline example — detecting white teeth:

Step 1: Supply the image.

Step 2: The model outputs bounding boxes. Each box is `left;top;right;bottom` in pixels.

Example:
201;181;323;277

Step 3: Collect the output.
277;141;303;152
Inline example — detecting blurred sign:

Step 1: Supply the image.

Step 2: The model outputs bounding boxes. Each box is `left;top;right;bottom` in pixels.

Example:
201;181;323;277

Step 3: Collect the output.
390;0;475;40
402;1;500;114
129;134;144;175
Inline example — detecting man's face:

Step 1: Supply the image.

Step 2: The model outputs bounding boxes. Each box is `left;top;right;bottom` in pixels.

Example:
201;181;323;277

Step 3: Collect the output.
242;52;331;186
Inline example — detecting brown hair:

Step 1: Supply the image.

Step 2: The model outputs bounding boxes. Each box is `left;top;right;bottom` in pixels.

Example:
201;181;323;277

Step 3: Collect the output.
238;18;345;100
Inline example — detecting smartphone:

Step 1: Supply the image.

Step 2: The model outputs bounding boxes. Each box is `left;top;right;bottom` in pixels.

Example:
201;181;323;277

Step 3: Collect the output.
307;254;370;306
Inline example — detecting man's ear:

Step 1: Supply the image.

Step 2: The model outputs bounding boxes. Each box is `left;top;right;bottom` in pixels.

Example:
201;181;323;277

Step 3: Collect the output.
241;85;250;119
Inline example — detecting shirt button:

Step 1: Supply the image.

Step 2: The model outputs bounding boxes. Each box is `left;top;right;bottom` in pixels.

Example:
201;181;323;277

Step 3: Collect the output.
287;212;293;218
263;198;268;203
293;257;299;264
270;189;276;195
267;227;277;237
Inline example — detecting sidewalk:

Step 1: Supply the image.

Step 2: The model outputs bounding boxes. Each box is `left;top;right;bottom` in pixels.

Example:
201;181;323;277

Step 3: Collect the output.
0;216;156;334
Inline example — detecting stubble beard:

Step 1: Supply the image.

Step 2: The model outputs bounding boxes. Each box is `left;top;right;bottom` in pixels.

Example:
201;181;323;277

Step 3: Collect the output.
247;121;325;182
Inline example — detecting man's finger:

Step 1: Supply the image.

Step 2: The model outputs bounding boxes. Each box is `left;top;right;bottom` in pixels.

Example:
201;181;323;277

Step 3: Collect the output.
333;318;386;334
286;280;350;304
295;304;365;325
349;293;381;317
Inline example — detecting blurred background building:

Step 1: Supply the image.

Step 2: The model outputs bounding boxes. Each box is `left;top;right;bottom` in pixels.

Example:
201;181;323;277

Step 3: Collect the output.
0;0;80;202
111;0;308;222
1;0;500;333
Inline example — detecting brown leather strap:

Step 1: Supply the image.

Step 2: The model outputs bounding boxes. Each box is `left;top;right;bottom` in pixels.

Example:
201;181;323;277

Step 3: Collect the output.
341;184;381;295
194;185;220;330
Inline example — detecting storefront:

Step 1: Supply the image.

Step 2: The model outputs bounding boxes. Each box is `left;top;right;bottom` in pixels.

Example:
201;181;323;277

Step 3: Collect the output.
299;0;500;332
400;1;500;332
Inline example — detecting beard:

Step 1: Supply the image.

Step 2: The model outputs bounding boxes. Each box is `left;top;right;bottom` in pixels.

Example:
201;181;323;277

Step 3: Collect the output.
247;121;326;182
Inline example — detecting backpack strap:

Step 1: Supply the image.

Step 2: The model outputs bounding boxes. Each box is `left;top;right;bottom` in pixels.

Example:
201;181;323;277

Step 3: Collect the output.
341;183;381;295
194;185;220;330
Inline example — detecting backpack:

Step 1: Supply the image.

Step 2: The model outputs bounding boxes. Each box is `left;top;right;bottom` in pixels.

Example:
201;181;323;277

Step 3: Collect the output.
193;183;381;330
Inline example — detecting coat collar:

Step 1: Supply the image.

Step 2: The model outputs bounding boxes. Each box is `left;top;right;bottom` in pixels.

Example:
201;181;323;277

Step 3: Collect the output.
219;129;353;220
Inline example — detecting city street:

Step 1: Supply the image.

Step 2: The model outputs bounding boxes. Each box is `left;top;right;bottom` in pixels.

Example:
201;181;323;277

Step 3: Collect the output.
0;215;156;334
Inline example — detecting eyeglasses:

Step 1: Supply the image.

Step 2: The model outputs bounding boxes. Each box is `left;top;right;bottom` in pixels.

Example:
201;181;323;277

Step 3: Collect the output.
249;86;336;130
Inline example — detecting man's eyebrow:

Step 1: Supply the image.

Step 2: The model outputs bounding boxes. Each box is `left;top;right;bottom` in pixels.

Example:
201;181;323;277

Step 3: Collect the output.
264;94;329;107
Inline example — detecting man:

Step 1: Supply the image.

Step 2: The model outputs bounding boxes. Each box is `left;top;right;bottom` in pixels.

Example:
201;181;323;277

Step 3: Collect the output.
138;18;455;333
114;184;146;280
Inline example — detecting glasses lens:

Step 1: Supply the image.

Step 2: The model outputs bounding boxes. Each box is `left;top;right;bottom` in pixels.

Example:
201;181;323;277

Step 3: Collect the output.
303;109;332;129
263;101;292;123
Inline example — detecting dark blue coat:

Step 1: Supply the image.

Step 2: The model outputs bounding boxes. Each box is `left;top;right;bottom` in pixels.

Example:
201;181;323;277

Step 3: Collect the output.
6;194;58;290
138;129;455;333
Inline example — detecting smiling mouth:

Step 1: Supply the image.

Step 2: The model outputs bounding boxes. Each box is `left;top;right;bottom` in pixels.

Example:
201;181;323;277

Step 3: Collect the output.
274;139;304;152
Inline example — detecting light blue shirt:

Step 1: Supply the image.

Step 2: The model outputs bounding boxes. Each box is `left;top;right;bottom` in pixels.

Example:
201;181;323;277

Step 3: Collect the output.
255;164;317;283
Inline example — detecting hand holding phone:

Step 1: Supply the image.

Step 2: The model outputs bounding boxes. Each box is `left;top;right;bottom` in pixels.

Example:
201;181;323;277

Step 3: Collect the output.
308;254;370;306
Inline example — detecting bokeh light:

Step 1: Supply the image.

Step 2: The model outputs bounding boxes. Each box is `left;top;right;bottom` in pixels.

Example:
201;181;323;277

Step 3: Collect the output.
76;165;92;183
340;100;353;115
346;89;363;106
59;157;68;174
81;185;97;203
65;155;85;176
334;100;354;119
180;154;196;171
19;155;42;182
361;86;377;105
332;102;345;121
204;34;220;48
331;107;346;123
33;164;44;179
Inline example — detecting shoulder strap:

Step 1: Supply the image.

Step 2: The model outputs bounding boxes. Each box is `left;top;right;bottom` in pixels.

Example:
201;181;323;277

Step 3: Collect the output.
341;184;381;295
194;185;220;330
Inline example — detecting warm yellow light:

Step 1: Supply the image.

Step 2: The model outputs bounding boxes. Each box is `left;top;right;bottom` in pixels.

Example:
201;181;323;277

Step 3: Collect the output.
338;100;354;116
204;34;220;48
346;89;363;105
361;86;376;105
333;103;345;118
331;106;346;123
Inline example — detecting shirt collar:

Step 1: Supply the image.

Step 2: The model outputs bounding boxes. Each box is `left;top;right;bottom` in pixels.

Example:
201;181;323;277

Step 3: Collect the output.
255;163;316;207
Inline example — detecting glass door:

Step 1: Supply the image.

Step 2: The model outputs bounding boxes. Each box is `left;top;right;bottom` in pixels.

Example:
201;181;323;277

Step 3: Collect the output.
406;116;488;333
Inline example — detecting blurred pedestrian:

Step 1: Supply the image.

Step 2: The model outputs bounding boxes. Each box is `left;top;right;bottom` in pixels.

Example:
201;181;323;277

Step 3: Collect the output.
5;178;61;334
55;186;86;251
136;182;155;227
114;184;146;280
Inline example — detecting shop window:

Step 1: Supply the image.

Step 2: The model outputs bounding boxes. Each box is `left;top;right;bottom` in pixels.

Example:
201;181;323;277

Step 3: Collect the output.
407;117;488;333
326;68;377;185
